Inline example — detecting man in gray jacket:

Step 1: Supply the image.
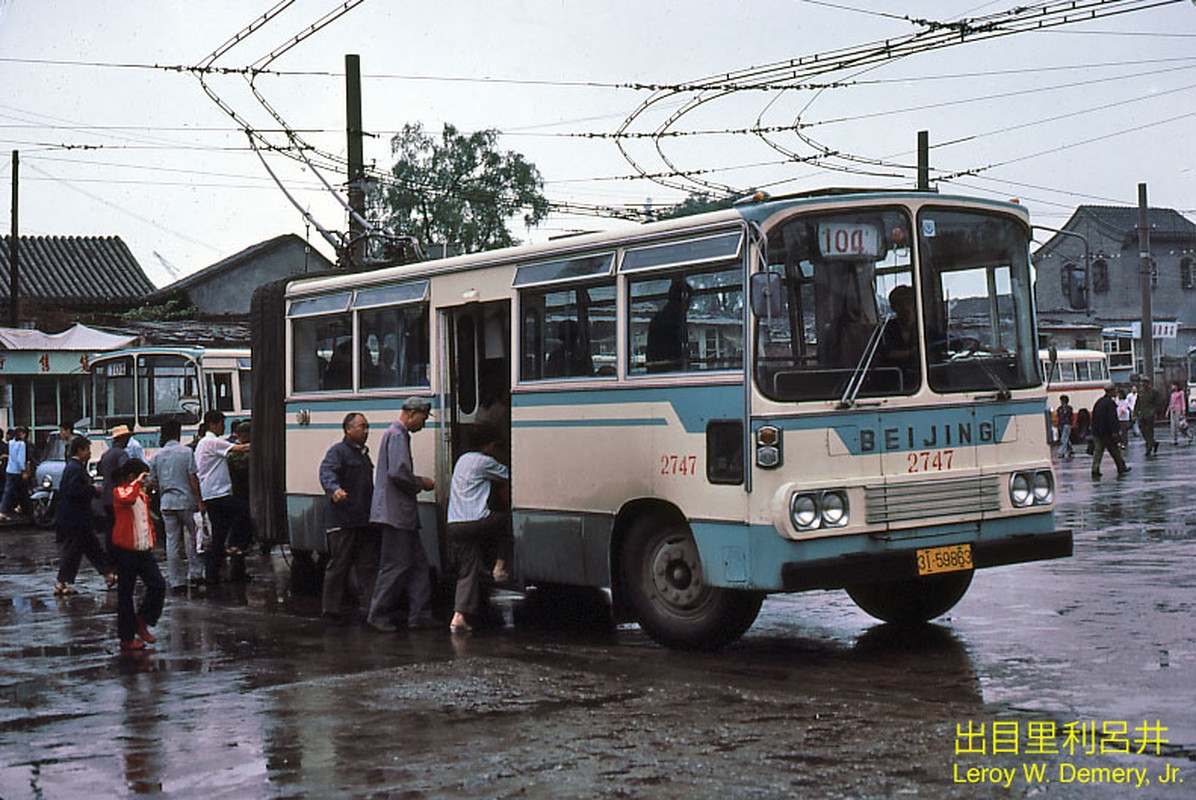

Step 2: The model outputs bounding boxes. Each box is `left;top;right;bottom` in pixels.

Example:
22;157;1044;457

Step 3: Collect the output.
366;397;436;632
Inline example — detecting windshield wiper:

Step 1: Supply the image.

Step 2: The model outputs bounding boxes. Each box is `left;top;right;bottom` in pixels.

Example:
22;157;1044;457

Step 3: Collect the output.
838;314;893;409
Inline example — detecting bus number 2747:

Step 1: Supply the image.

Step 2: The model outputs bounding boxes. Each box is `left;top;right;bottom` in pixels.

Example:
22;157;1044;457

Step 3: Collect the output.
907;449;954;473
660;454;698;476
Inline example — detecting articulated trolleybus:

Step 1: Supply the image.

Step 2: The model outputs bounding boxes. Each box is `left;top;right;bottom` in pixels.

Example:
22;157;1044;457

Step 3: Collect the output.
259;189;1070;650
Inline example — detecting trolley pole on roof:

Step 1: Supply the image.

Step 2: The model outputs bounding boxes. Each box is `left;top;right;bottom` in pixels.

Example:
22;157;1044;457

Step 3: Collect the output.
345;54;366;270
917;131;929;191
9;150;18;327
1137;183;1154;384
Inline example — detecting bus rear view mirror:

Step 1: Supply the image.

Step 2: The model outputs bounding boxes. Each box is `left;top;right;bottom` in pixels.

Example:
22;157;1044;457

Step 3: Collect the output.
750;272;783;317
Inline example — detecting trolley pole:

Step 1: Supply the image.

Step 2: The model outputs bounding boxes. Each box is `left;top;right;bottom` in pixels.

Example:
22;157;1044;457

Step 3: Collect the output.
1137;183;1154;384
9;150;18;327
345;54;366;270
917;131;929;191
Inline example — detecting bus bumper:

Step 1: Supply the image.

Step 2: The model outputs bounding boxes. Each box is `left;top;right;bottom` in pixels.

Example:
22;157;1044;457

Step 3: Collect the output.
778;529;1072;591
689;514;1071;592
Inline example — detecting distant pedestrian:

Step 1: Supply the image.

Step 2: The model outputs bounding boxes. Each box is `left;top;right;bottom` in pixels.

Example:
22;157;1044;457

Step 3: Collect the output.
1055;395;1075;460
366;397;436;632
447;425;511;635
0;426;31;520
98;425;134;547
318;412;379;626
149;419;206;593
195;410;250;584
1091;383;1130;478
53;436;116;595
1167;382;1190;445
225;420;253;581
1115;389;1132;450
1136;378;1162;455
1125;384;1138;438
110;459;165;652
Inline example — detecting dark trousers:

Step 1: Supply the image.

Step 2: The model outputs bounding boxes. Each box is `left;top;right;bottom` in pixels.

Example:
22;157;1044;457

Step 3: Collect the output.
367;525;431;624
112;547;166;643
1;473;27;515
204;495;237;581
1140;419;1157;452
56;522;112;585
321;525;381;617
227;494;253;551
448;513;511;617
1091;435;1128;475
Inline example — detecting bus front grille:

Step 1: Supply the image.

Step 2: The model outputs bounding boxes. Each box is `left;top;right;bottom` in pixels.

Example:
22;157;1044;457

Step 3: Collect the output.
865;475;1002;524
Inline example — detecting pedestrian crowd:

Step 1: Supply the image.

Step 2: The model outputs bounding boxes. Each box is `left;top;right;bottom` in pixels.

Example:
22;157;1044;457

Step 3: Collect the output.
32;395;511;652
318;397;511;636
1054;378;1192;479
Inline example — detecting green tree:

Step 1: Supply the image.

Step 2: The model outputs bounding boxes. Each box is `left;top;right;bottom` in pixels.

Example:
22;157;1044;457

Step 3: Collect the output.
656;191;736;220
370;122;550;254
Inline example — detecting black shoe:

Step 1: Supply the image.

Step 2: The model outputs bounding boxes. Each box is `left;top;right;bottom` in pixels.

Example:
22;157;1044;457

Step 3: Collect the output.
367;618;399;633
408;616;439;630
1091;472;1101;478
1118;466;1132;477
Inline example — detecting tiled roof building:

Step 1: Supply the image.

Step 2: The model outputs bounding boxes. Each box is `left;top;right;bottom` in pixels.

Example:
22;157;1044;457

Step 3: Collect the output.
0;235;155;307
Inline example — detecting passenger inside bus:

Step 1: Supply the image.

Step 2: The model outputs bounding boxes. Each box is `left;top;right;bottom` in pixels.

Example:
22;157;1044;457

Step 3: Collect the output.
645;277;692;373
545;319;592;378
877;284;920;389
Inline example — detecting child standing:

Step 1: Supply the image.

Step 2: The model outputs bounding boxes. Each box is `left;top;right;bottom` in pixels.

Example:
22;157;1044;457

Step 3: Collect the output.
111;459;166;651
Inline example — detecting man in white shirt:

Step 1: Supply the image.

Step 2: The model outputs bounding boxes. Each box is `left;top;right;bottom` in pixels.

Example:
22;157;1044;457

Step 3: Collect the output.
446;425;510;634
195;410;249;584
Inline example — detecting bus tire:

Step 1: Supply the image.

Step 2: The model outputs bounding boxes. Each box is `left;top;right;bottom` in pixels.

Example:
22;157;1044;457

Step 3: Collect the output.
620;515;763;651
846;570;973;625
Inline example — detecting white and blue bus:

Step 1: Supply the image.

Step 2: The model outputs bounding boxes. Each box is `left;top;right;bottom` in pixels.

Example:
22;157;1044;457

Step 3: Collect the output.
86;346;252;457
252;189;1070;650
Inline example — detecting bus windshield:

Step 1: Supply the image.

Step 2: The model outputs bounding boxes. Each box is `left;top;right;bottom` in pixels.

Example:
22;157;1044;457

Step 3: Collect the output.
919;208;1038;394
92;352;203;430
755;207;917;401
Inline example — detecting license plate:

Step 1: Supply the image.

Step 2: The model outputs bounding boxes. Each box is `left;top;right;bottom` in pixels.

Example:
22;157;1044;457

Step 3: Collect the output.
916;544;974;576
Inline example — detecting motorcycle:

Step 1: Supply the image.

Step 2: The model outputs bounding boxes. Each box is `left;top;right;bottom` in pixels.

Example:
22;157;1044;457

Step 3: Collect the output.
29;472;58;529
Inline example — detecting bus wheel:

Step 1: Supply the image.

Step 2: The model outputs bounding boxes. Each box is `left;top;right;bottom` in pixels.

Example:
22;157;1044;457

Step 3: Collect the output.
620;516;763;651
846;571;973;625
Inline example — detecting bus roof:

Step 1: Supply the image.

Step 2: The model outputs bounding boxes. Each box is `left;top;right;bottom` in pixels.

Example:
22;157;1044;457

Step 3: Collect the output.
286;189;1030;298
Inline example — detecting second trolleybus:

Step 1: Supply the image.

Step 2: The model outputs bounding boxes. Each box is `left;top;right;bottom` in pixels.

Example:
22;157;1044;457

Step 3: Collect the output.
251;188;1071;650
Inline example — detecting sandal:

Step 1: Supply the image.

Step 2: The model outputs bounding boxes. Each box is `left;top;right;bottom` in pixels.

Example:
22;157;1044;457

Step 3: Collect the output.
105;573;119;590
491;568;509;583
54;582;76;596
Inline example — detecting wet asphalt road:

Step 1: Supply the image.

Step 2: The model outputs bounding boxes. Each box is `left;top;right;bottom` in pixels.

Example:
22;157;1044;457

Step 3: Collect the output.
0;436;1193;799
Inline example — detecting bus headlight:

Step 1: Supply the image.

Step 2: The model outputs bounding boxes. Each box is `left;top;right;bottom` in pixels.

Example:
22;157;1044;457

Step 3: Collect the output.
820;490;849;527
1032;470;1054;504
1009;472;1032;507
790;493;819;530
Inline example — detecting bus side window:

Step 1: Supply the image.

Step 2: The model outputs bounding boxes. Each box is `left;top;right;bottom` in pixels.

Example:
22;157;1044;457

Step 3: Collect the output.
207;372;235;412
292;313;353;392
520;283;615;381
629;266;743;375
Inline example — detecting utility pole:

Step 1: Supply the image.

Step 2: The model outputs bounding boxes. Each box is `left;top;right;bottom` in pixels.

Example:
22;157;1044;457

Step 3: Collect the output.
917;130;929;191
9;150;18;327
1137;182;1154;383
345;54;366;270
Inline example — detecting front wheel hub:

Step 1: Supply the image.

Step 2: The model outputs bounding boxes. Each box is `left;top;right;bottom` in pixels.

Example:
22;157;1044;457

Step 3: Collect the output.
650;539;704;607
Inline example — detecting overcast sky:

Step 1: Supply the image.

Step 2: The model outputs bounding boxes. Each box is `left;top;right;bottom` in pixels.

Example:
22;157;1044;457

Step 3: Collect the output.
1;0;1194;288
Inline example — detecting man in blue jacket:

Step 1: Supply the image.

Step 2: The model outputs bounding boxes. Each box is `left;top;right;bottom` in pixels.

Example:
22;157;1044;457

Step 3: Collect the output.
318;412;378;626
366;398;436;632
1091;382;1131;478
54;436;115;594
